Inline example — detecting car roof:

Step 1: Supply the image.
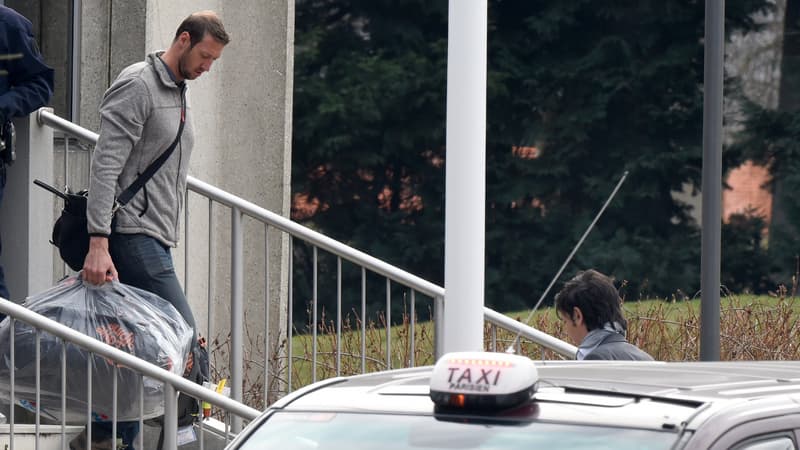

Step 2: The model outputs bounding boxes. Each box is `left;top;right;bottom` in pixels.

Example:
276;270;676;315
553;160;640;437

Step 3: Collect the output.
270;360;800;432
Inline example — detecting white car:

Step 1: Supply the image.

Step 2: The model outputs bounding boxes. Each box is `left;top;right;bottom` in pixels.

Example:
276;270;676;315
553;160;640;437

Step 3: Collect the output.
226;352;800;449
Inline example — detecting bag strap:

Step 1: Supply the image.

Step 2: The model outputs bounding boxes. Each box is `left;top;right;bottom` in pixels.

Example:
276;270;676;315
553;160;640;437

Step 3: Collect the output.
115;84;186;209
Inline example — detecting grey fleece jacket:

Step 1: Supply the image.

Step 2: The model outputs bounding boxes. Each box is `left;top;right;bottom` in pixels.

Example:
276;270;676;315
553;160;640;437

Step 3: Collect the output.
88;52;194;247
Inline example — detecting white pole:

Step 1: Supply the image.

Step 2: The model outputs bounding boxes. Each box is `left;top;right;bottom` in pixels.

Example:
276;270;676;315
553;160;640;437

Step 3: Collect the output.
443;0;487;353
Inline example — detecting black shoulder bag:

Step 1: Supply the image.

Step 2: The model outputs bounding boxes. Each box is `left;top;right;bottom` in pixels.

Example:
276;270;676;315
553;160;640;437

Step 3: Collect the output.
36;86;186;272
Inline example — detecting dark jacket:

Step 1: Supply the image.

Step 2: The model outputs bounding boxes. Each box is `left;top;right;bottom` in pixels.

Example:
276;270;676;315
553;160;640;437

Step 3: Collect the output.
0;6;54;119
582;332;654;361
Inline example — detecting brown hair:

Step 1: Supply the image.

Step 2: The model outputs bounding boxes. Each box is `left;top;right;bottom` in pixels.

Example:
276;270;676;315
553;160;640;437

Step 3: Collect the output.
554;269;627;332
174;11;230;47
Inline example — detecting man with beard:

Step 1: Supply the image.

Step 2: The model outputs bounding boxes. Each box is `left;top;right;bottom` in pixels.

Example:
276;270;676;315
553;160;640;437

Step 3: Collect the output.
76;10;229;449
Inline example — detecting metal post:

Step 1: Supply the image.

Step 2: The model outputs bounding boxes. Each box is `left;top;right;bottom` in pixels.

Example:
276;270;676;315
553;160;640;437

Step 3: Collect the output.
386;279;391;369
288;236;293;392
361;268;366;373
230;208;244;432
434;295;445;359
443;0;488;353
163;384;178;449
264;224;271;405
312;246;318;383
700;0;724;361
184;189;190;298
336;257;342;376
207;200;216;346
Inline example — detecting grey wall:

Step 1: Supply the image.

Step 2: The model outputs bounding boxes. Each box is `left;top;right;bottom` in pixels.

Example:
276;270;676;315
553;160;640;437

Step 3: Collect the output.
79;0;147;130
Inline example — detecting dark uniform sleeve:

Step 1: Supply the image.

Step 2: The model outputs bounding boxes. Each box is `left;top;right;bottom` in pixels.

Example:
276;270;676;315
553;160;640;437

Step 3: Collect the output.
0;8;54;120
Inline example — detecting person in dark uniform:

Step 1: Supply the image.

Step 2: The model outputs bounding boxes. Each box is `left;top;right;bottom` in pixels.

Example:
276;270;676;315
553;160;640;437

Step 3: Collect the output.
0;5;54;301
555;269;654;361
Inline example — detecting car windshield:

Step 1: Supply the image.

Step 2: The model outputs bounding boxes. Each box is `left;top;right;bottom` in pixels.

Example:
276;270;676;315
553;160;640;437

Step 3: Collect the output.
235;411;677;450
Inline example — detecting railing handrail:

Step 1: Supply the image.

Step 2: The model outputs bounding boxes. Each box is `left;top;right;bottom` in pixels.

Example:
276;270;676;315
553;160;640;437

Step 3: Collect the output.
38;108;98;143
483;307;576;357
186;176;446;299
0;297;261;421
35;107;577;359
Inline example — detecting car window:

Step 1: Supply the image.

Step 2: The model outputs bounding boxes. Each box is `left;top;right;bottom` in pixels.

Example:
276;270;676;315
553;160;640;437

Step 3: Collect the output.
235;411;678;450
733;435;795;450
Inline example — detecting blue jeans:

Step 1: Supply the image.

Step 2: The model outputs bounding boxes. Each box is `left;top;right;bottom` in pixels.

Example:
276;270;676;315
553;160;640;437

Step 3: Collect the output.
109;233;196;331
93;233;196;449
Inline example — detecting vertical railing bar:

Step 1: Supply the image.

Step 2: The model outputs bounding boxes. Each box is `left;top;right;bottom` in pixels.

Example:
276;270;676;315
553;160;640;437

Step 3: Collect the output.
199;395;205;450
138;374;144;450
264;223;270;407
86;352;92;446
434;295;445;360
312;246;318;383
386;279;391;370
336;257;342;377
361;268;366;374
410;290;416;367
202;199;213;450
288;236;294;393
61;341;67;450
225;412;231;444
35;331;41;448
199;418;205;450
63;136;69;190
230;207;244;433
9;317;14;450
491;324;497;352
111;365;117;449
184;188;190;298
207;199;215;348
163;384;178;449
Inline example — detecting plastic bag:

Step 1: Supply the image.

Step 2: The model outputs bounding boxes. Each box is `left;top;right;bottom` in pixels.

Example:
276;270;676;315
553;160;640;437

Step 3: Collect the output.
0;276;193;423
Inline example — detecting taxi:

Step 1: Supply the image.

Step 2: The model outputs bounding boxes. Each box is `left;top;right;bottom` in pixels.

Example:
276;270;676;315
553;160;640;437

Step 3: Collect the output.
226;352;800;449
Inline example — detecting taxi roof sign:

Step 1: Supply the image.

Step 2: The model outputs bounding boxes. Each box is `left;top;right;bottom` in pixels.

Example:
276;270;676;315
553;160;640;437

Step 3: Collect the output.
429;351;538;411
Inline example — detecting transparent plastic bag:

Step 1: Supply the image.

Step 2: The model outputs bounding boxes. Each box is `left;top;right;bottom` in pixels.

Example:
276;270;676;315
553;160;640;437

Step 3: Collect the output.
0;275;193;423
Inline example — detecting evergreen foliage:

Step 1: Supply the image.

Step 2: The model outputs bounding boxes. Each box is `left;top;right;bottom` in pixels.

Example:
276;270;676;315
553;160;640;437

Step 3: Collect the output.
291;0;771;322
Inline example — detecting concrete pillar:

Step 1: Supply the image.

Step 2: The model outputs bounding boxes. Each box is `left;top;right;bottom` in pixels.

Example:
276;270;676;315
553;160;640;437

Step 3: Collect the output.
213;1;293;399
0;113;55;301
79;0;146;130
144;1;293;397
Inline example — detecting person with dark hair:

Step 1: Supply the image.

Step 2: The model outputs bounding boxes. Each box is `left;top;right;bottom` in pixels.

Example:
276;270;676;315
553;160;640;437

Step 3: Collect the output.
554;269;654;361
0;5;54;302
73;10;229;450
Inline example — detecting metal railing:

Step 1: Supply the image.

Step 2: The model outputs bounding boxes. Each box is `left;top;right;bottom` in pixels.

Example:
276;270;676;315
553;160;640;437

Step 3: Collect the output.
0;297;260;449
33;108;576;420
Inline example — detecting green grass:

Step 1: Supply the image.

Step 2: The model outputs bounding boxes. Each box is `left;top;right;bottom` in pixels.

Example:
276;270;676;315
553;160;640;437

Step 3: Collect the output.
217;293;800;407
290;294;800;379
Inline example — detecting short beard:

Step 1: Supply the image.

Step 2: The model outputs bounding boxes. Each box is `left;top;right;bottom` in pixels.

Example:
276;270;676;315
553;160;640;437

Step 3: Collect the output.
178;51;193;80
